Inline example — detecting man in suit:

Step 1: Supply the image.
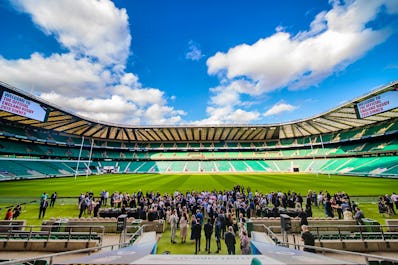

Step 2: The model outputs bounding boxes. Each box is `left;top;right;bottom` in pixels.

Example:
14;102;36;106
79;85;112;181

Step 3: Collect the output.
204;219;213;254
224;226;236;255
39;199;48;219
192;219;202;254
215;217;222;253
50;192;57;207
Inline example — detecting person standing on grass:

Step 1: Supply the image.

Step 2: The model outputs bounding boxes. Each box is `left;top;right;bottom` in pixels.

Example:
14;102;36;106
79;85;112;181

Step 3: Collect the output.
240;230;251;255
298;207;308;226
40;192;48;203
13;204;21;219
169;209;179;244
79;197;87;218
50;192;57;207
179;212;188;243
215;217;222;253
392;192;398;212
5;208;13;220
204;219;213;254
225;226;236;255
192;219;202;254
38;199;48;219
93;199;101;217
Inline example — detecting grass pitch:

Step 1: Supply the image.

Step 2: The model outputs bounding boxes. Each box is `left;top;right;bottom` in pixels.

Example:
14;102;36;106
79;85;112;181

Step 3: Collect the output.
0;173;396;198
0;173;396;255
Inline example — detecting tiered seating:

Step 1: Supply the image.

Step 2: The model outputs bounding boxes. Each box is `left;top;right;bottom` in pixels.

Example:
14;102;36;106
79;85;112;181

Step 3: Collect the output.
185;161;199;172
280;139;296;146
135;161;157;173
199;161;216;172
0;117;397;179
245;160;269;172
168;161;185;172
0;159;32;179
363;121;391;137
215;161;232;172
230;161;248;171
265;140;279;147
155;161;173;172
0;229;102;251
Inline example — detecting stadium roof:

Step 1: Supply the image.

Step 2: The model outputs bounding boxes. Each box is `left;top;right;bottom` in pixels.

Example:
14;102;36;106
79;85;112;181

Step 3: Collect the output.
0;81;397;142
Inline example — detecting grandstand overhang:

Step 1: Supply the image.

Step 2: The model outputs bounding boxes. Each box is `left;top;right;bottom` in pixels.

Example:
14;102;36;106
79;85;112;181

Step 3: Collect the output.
0;80;397;142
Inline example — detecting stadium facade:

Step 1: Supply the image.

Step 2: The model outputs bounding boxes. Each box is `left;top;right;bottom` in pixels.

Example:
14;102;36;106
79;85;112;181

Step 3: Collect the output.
0;81;397;180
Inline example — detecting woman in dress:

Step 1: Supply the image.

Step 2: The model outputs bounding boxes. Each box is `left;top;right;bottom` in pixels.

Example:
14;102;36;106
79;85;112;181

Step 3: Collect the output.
240;230;251;254
180;212;188;243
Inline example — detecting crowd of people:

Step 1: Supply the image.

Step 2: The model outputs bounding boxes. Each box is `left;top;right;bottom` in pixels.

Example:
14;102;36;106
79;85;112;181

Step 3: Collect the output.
1;186;390;254
77;187;365;223
72;186;398;254
377;193;397;216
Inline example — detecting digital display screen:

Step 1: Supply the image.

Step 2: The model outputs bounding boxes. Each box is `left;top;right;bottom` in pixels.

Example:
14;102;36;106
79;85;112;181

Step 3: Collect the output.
355;89;398;119
0;90;49;122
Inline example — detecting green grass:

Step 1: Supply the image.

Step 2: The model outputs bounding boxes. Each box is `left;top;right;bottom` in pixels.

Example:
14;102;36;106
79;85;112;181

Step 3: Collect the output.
0;173;397;197
0;173;397;254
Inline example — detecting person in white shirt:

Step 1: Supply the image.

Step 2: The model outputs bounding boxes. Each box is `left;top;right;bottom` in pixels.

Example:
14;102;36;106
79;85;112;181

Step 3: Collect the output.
343;208;353;220
391;192;398;212
169;209;179;244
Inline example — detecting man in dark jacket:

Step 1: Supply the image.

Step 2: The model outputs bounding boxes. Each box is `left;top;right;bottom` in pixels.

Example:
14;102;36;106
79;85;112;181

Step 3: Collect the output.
215;217;222;253
39;199;48;219
224;226;236;255
301;225;315;253
192;219;202;254
204;219;213;254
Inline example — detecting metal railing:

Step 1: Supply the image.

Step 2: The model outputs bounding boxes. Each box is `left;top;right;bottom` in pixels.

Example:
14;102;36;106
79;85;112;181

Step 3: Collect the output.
0;224;105;243
254;224;398;265
284;240;398;265
0;225;144;265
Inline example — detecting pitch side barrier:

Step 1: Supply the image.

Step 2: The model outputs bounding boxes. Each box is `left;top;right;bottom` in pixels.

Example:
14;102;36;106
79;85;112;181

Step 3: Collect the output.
278;238;398;265
252;229;398;265
0;226;147;265
0;224;104;252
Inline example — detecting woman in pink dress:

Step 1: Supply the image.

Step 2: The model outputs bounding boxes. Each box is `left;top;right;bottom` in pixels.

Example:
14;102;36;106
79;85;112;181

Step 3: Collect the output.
180;212;189;243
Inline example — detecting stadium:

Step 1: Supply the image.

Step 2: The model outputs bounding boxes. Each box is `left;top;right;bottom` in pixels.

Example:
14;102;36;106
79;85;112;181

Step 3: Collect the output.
1;81;397;179
0;80;398;265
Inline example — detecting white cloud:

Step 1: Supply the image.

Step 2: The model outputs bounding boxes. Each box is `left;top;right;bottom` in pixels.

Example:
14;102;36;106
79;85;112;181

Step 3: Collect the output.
144;104;186;125
0;0;185;125
41;92;137;123
185;40;204;61
191;104;260;125
264;102;298;117
191;79;262;124
0;53;108;97
112;85;166;107
12;0;131;66
203;0;397;124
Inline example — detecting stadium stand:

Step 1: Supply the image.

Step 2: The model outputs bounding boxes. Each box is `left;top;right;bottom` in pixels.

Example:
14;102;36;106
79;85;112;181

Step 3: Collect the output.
0;81;397;180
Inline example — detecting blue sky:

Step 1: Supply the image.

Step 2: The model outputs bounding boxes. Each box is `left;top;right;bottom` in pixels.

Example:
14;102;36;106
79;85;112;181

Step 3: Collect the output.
0;0;397;126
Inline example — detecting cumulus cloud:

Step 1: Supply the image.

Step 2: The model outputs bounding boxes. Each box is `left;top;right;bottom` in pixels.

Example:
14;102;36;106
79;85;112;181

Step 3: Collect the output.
185;40;205;61
193;105;260;125
207;0;396;91
264;102;298;117
41;92;137;123
204;0;397;124
0;0;185;125
12;0;131;66
192;79;261;124
0;53;108;97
